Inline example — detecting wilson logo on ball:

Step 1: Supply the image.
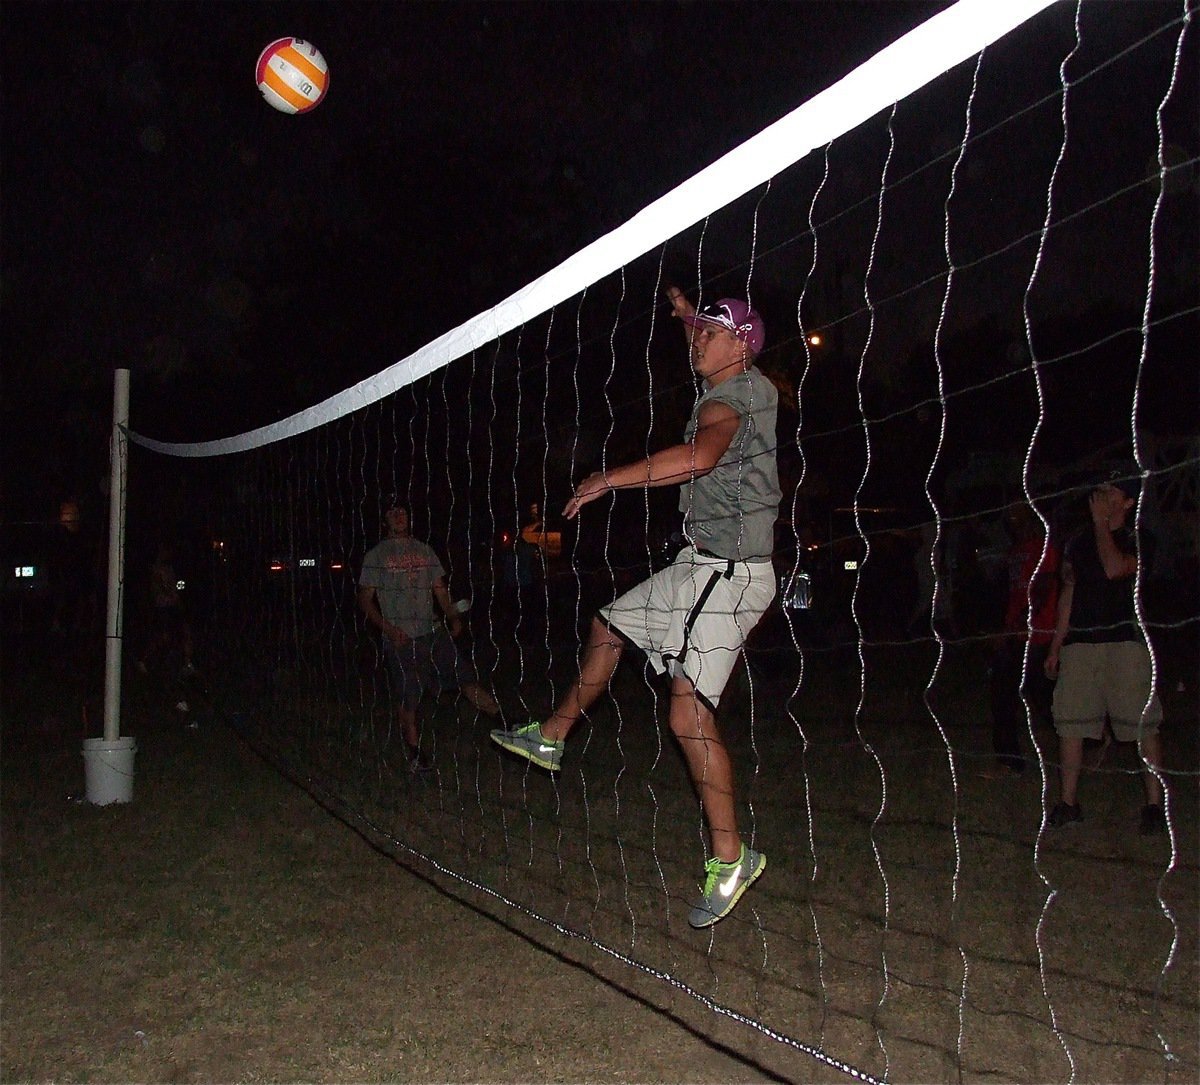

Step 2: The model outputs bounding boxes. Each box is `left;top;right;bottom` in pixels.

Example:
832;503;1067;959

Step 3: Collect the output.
256;38;328;114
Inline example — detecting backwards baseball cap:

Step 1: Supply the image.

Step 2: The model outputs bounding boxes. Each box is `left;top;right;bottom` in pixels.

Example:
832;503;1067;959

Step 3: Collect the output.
681;299;765;356
1096;468;1141;499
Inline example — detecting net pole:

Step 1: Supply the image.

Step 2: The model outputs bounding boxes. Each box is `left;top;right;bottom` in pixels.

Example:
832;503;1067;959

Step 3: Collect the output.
102;368;130;743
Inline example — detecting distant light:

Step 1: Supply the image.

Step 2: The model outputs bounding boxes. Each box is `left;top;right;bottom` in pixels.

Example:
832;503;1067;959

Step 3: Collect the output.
176;579;186;591
269;560;285;572
329;561;344;571
808;333;823;347
211;539;225;550
784;572;812;610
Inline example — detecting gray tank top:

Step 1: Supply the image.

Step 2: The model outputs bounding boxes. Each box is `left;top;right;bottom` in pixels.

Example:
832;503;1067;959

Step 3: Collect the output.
679;366;781;561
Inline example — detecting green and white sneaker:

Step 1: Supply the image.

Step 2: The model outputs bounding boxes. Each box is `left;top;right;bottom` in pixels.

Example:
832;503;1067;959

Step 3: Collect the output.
490;720;564;772
688;844;766;928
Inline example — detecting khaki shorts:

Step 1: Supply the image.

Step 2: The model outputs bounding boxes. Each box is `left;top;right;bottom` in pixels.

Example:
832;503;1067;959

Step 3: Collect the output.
1052;640;1163;741
601;547;776;710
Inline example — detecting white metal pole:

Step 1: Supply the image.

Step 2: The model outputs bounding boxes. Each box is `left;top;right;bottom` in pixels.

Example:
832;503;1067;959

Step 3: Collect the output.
102;368;130;743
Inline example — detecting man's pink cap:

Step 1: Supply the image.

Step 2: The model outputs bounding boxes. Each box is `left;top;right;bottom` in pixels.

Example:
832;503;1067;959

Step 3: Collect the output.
681;298;765;356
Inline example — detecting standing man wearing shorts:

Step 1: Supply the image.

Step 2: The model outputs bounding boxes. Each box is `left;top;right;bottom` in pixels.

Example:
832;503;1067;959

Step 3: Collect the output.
359;496;501;772
1044;471;1165;834
490;289;781;927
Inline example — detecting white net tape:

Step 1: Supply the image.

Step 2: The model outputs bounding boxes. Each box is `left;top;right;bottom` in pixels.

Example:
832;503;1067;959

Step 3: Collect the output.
130;0;1057;460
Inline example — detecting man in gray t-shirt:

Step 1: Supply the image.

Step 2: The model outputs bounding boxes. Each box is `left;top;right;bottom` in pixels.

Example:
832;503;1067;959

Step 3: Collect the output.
359;526;445;639
359;499;501;770
491;291;780;929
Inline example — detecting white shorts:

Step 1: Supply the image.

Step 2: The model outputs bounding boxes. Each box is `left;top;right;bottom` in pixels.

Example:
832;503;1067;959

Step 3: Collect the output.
600;547;776;710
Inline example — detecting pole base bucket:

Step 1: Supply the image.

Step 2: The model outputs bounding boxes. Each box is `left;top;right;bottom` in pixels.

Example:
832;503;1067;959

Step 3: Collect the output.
82;736;137;805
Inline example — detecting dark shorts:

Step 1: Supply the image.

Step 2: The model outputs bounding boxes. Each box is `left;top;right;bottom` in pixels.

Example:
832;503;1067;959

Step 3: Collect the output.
383;628;473;711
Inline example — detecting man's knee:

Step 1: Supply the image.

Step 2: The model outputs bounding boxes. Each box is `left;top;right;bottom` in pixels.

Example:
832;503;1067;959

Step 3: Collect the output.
589;616;624;655
667;677;714;736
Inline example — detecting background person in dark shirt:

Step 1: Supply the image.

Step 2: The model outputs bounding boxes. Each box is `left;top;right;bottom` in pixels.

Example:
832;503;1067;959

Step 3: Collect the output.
1044;472;1165;834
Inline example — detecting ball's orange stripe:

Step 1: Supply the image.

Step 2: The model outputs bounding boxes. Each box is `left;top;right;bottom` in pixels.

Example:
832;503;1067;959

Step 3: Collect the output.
278;45;327;90
263;68;312;111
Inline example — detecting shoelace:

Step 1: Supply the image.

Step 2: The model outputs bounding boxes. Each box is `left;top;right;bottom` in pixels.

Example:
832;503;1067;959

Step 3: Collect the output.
699;851;740;895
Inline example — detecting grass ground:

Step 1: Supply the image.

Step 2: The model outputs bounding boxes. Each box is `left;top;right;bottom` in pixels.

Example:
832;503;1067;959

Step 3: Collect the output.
3;628;1197;1083
2;652;803;1083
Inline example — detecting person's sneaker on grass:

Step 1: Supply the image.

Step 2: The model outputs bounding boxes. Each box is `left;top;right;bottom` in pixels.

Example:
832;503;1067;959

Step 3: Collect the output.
489;720;563;772
688;844;766;929
1047;800;1082;829
1138;803;1166;836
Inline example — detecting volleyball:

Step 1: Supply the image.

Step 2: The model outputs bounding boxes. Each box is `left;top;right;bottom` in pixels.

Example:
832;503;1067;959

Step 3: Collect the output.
255;38;328;114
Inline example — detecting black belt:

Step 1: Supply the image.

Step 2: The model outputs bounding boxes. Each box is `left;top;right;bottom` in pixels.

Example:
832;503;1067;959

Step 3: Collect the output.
693;547;737;578
695;547;773;565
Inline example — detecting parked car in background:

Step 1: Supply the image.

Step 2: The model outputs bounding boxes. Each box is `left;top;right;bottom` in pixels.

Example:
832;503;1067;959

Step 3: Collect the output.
2;522;55;632
2;505;103;644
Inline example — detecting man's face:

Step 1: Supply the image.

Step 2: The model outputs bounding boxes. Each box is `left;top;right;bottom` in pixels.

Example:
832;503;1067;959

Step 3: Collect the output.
688;322;748;382
385;505;409;537
1092;484;1134;520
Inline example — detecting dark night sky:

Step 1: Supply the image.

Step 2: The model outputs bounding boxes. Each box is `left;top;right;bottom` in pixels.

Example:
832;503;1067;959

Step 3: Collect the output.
2;1;1194;524
1;1;956;506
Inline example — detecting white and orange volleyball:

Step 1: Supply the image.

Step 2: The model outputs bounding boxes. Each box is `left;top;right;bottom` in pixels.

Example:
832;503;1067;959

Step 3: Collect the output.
256;38;328;114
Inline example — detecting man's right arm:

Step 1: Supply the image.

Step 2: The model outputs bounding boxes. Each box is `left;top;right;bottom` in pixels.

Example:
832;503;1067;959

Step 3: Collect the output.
358;584;405;645
666;285;696;333
1089;491;1138;579
357;585;383;629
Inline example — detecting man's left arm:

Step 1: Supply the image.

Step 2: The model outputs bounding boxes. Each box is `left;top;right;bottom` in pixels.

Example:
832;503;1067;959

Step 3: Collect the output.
564;400;740;519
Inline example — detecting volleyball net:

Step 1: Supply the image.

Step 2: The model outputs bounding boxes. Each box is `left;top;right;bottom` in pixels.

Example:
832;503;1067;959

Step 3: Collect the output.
127;2;1198;1080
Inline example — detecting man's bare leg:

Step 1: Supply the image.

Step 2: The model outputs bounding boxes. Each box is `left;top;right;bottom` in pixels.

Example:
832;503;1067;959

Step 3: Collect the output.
461;682;500;716
541;617;624;742
1139;730;1164;806
668;675;740;863
1059;734;1084;805
397;705;420;752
